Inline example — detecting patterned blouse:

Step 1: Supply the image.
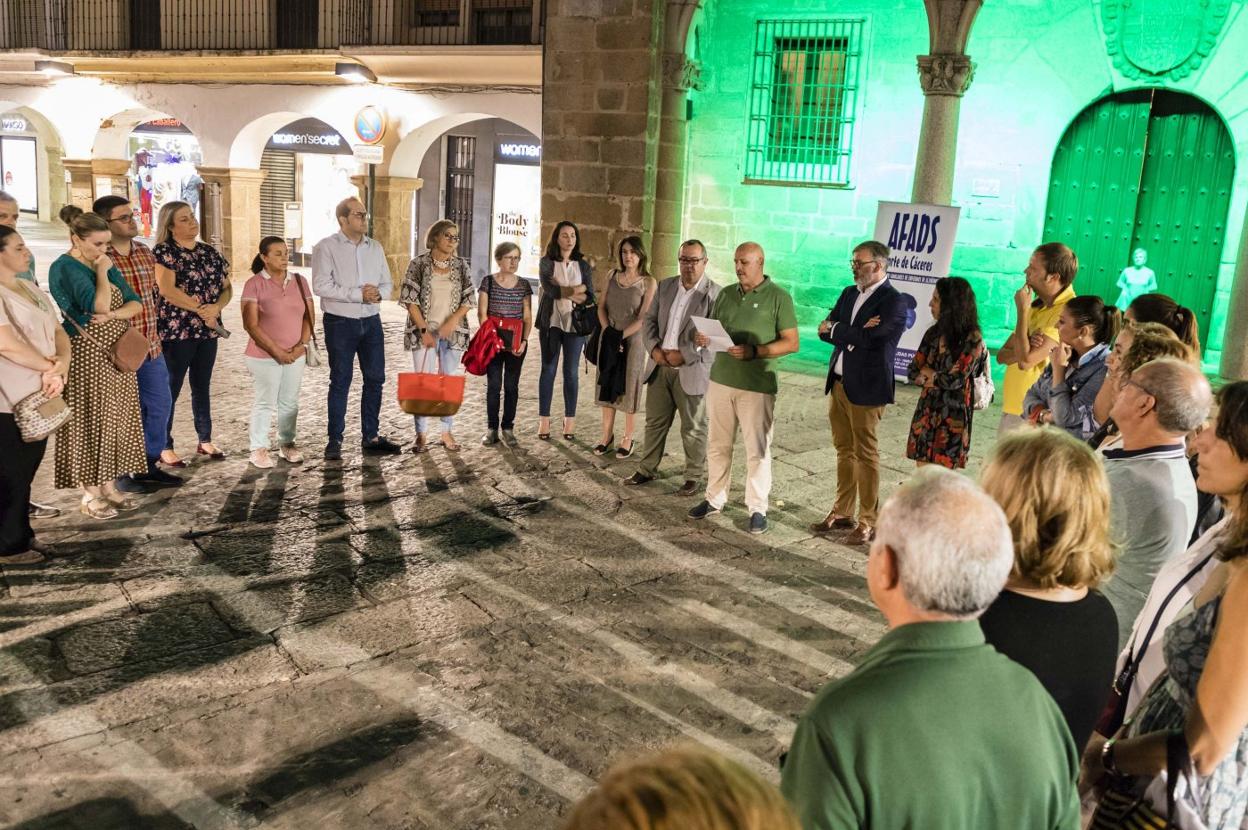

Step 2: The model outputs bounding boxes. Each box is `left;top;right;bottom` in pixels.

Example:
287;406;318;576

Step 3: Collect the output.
399;252;475;352
152;240;230;341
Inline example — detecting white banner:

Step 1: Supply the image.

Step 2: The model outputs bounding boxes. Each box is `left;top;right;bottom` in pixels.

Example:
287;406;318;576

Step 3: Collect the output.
872;201;961;380
490;163;542;280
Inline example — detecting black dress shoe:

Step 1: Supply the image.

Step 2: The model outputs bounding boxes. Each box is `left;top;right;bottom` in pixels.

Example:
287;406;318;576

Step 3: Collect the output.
324;442;343;461
362;436;403;455
623;472;654;486
114;475;150;494
135;468;184;488
676;480;700;497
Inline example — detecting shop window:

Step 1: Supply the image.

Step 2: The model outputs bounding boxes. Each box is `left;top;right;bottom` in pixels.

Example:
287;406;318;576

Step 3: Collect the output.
412;0;460;27
744;18;863;188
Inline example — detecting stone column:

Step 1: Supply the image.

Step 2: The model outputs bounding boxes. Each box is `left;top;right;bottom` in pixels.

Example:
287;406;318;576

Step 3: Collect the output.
353;174;423;297
62;159;94;210
910;0;983;206
1219;212;1248;379
197;167;266;281
651;52;702;276
91;159;132;202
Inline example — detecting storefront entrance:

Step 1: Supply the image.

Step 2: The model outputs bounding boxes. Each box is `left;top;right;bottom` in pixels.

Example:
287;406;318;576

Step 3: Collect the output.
1043;89;1234;347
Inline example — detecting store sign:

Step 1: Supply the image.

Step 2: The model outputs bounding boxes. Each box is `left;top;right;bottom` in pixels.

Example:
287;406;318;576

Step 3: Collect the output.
283;202;303;239
135;118;193;135
353;144;384;164
265;118;350;155
353;106;385;145
490;163;543;280
872;201;961;380
1;114;29;133
495;141;541;165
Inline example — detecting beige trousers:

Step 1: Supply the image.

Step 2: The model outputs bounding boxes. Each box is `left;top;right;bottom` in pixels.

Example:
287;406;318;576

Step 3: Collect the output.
704;381;775;515
828;382;886;526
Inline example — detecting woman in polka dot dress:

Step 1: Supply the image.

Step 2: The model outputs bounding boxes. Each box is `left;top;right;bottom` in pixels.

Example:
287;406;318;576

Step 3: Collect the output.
47;206;148;519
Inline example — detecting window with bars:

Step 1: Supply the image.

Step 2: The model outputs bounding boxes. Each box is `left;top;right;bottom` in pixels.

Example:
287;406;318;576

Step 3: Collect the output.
412;0;459;27
445;135;476;259
744;19;863;187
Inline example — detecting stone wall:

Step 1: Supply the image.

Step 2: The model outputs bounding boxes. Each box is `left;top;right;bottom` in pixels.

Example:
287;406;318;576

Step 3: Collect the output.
541;0;666;276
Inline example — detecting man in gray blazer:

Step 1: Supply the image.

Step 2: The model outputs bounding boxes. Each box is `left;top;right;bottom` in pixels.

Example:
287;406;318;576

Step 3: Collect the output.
624;239;721;495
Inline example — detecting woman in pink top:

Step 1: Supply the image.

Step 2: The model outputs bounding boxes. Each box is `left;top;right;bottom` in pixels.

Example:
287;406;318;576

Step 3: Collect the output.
241;237;312;469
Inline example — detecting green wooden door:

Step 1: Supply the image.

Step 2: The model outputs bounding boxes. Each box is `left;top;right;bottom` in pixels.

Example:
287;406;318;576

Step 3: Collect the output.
1044;89;1234;347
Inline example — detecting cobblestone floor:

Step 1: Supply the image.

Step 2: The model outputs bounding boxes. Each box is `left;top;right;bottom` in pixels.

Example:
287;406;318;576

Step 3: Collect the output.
2;223;1005;829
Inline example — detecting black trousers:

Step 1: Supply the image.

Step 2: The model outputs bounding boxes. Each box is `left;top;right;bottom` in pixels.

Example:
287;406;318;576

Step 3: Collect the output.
0;413;48;555
486;350;526;430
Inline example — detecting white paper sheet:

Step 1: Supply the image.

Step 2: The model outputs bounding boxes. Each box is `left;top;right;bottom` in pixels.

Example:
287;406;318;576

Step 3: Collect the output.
690;316;735;353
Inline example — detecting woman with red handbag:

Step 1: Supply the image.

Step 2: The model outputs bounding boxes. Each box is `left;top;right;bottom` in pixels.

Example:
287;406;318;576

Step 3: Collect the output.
478;242;532;447
47;207;147;519
399;220;475;453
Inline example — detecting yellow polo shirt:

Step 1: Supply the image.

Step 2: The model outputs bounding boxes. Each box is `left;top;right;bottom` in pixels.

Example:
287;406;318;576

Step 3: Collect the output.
1001;285;1076;415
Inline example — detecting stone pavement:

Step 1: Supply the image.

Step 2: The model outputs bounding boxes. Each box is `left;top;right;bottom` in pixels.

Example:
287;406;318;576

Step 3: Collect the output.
2;226;1007;828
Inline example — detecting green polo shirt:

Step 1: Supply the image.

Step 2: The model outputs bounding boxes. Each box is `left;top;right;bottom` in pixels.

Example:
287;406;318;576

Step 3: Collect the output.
708;275;797;395
781;621;1080;830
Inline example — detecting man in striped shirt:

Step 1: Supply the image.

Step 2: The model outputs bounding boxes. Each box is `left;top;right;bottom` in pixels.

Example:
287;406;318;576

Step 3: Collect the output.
95;195;183;489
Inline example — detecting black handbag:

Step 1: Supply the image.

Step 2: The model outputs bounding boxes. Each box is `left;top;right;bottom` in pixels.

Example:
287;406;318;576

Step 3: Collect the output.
571;300;598;337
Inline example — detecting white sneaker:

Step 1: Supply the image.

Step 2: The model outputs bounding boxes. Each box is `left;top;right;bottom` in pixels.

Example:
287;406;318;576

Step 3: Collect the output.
278;445;304;464
249;448;275;469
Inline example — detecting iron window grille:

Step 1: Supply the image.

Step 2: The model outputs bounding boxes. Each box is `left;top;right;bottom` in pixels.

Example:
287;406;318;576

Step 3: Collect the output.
744;18;863;187
412;0;460;28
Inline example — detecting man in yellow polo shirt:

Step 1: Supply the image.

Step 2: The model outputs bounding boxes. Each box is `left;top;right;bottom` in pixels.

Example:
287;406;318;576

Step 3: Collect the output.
996;242;1078;432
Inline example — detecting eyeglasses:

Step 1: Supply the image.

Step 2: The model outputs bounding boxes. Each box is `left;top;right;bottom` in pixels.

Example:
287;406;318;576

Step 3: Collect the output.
1124;378;1156;400
444;235;460;242
678;257;706;265
850;259;880;270
499;255;520;262
348;211;369;220
107;213;136;224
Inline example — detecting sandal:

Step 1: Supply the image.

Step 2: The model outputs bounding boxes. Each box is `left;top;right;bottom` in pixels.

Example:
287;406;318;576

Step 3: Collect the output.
411;434;428;454
593;439;615;456
160;450;186;468
441;434;462;452
104;492;142;512
197;442;226;460
562;418;576;441
615;438;635;459
537;432;551;441
80;497;118;520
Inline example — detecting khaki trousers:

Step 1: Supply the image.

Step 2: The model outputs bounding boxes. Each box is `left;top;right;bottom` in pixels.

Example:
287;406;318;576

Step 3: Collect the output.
828;382;886;526
637;365;707;481
705;381;775;515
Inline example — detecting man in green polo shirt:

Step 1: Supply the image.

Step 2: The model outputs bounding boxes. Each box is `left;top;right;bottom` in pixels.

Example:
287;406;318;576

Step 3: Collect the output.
780;468;1080;830
688;242;798;534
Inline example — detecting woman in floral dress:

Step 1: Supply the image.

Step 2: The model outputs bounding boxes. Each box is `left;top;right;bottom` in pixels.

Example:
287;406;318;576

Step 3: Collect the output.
905;277;985;469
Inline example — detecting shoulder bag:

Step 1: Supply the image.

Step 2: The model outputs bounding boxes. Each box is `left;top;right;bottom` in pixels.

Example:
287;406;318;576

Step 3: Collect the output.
295;275;323;368
0;286;72;442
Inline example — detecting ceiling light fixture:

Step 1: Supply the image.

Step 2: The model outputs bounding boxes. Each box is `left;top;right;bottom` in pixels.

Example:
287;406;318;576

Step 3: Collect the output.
334;63;376;83
35;60;75;76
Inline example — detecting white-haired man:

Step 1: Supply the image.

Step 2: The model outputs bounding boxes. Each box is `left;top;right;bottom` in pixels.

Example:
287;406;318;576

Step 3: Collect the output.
781;468;1080;830
1103;356;1213;647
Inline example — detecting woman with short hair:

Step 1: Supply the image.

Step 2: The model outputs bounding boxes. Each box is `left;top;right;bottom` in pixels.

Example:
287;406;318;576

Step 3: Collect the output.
241;237;312;469
979;426;1119;751
905;276;985;469
48;206;147;519
398;219;474;453
478;241;532;446
152;200;232;464
536;220;594;441
0;226;71;563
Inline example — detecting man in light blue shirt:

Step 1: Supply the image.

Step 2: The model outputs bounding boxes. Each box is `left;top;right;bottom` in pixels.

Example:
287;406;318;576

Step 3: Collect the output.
311;196;401;460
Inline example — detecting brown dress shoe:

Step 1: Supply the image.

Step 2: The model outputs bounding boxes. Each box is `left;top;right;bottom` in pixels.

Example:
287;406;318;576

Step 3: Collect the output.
846;524;876;546
809;512;857;534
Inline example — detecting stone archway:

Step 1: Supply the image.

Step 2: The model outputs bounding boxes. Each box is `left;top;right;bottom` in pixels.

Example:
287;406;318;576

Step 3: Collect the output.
0;101;68;221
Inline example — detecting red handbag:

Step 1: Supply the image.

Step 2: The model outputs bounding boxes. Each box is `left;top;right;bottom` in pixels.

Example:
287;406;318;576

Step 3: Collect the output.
398;349;465;416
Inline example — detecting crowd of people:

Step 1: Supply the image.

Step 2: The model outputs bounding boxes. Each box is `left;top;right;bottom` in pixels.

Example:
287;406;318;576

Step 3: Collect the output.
1;188;1245;828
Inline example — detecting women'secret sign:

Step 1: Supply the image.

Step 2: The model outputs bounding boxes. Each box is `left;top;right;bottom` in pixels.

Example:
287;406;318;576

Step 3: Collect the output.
872;201;961;380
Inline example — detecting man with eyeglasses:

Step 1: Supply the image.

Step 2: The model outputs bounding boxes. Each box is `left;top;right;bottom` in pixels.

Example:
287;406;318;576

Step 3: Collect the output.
94;194;182;489
811;240;907;546
1102;356;1212;647
624;239;720;495
312;196;401;460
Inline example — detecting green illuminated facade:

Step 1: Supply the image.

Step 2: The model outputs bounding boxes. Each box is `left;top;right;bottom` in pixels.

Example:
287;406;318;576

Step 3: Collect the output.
680;0;1248;375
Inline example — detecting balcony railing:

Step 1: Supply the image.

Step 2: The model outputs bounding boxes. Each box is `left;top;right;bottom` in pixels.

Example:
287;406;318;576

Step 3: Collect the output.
0;0;542;51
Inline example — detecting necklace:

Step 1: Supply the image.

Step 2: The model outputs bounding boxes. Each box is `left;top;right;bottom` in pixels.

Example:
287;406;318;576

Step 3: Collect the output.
432;257;452;270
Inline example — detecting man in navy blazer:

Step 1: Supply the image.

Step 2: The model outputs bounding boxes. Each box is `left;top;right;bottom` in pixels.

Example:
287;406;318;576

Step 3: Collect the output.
812;240;908;545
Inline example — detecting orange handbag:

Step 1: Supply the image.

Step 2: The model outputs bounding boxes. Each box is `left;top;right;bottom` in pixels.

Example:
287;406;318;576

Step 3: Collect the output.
397;348;465;416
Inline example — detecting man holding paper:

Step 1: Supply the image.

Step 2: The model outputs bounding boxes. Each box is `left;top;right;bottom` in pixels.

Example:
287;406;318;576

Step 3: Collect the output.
624;240;720;495
688;242;799;534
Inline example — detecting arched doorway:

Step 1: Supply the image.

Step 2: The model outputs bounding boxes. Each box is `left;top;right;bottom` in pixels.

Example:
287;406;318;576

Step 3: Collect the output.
1044;89;1235;346
127;118;204;236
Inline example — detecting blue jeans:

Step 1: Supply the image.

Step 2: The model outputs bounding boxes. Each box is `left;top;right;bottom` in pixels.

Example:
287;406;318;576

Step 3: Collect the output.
538;327;585;418
135;353;173;461
410;339;464;434
163;338;218;447
323;311;386;445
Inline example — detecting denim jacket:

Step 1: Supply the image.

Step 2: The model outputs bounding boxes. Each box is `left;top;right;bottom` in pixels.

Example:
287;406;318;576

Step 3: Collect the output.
1022;342;1110;441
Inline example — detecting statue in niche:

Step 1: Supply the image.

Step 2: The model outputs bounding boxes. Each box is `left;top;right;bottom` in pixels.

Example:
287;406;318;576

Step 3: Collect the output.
1115;247;1158;308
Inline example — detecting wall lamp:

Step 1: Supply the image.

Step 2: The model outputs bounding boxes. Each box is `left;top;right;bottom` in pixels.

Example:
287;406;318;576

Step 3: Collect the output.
334;62;376;83
35;60;75;76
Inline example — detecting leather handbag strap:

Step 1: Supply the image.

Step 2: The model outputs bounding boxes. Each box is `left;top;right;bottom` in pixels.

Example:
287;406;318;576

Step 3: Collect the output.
65;311;120;358
294;274;320;349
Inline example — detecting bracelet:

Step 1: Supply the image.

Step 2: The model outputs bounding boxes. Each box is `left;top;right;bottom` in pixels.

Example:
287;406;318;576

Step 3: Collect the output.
1100;735;1123;777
